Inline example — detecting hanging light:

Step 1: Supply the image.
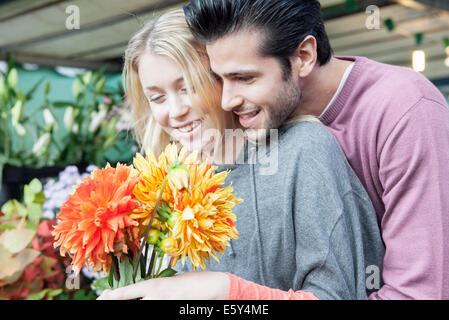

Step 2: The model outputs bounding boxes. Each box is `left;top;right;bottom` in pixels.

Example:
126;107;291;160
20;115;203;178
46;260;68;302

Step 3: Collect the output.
444;38;449;68
412;33;425;72
412;50;426;72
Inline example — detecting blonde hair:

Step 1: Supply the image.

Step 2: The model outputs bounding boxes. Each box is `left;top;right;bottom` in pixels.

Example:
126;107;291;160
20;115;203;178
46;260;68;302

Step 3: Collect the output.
123;8;226;156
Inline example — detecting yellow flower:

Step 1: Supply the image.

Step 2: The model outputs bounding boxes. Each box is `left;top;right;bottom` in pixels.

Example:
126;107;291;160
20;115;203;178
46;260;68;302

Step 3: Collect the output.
167;166;189;194
169;160;243;270
131;144;197;227
160;237;178;254
132;143;242;271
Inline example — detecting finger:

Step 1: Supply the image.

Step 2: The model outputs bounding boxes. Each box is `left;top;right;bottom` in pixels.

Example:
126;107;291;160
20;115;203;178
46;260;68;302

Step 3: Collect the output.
98;280;156;300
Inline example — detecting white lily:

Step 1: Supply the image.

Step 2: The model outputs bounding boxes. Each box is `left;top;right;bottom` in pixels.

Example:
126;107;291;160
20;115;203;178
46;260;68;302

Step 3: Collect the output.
88;104;108;133
64;107;75;131
32;133;51;156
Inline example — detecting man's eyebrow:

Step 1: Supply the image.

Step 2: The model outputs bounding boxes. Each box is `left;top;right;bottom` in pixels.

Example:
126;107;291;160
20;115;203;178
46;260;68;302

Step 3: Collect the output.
210;69;260;79
223;70;260;78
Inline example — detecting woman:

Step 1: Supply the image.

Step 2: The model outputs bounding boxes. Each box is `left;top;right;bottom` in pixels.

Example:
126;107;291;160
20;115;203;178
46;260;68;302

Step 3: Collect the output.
98;9;384;300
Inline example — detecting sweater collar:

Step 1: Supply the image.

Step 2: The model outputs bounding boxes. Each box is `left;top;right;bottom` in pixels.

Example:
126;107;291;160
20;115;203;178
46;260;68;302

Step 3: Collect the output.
318;56;366;125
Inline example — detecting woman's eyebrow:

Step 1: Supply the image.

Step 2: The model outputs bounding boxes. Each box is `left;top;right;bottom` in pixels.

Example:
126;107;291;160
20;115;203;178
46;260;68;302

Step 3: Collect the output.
144;77;184;92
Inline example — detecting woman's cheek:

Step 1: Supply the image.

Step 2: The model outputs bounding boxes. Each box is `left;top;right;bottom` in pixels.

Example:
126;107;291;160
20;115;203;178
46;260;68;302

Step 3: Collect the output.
151;105;169;127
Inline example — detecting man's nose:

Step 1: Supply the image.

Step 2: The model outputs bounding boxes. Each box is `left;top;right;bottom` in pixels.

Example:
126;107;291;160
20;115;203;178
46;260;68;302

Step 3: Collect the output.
221;83;243;112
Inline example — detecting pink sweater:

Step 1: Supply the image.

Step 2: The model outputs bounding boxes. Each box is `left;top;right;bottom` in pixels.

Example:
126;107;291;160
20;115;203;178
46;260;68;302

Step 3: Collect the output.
320;56;449;299
226;56;449;300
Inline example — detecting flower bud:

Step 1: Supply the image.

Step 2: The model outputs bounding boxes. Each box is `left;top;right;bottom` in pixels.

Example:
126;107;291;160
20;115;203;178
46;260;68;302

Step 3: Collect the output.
64;107;75;131
72;78;82;98
89;106;107;133
0;76;7;99
167;211;180;229
32;133;51;156
146;229;159;245
7;68;18;89
11;100;23;124
95;76;106;93
160;237;178;254
43;108;56;129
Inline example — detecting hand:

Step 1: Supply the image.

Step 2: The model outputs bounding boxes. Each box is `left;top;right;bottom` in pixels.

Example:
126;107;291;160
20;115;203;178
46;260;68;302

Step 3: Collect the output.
97;271;230;300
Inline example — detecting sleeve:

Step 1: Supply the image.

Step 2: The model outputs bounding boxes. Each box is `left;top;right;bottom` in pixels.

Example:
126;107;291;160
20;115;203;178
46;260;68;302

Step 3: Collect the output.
284;125;378;300
293;131;372;300
225;273;319;300
371;98;449;299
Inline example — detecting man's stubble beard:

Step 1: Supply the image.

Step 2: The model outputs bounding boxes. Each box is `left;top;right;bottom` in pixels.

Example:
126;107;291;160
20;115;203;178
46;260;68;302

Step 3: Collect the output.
247;75;302;141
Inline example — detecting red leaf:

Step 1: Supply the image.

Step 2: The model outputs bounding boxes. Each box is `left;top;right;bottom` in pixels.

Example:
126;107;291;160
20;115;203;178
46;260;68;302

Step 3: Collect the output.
38;220;57;239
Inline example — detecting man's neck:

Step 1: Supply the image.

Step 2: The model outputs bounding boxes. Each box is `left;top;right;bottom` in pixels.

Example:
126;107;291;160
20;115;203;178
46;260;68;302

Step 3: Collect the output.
293;57;353;118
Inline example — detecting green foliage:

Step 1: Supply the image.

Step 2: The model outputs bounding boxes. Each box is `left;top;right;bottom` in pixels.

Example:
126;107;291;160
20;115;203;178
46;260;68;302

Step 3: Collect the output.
1;60;137;189
1;178;45;228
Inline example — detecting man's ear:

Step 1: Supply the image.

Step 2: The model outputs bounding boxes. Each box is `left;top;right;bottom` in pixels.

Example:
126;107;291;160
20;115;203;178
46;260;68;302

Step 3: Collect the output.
290;35;318;78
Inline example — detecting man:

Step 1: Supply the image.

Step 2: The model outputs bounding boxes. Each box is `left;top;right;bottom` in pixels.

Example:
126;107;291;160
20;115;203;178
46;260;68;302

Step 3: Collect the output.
183;0;449;299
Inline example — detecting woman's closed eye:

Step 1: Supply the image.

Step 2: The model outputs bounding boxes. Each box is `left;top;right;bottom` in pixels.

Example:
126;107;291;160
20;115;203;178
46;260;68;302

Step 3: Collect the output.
149;95;165;103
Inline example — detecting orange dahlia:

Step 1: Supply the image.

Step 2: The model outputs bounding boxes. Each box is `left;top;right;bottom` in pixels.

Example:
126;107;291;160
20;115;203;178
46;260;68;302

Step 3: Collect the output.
52;163;142;274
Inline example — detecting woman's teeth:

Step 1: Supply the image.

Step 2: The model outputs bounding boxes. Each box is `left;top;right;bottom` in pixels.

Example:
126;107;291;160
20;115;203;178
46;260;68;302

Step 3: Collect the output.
178;121;201;133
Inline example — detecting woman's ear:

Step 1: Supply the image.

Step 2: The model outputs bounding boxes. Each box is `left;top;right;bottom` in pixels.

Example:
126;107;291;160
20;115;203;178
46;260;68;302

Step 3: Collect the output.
290;35;318;78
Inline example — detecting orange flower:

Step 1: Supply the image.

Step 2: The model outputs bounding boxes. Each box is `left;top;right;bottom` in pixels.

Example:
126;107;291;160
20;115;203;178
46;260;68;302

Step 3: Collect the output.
52;163;142;274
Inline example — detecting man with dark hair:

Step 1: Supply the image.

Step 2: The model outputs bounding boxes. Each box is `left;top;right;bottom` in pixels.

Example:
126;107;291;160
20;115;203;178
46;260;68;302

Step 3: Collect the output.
183;0;449;299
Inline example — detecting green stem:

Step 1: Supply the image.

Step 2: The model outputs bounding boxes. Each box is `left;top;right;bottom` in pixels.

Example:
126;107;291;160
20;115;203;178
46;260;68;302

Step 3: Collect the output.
146;248;156;278
132;175;169;282
154;255;164;278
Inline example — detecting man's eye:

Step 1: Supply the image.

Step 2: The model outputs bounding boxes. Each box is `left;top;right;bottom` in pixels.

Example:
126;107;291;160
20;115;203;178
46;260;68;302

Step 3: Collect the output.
237;76;254;82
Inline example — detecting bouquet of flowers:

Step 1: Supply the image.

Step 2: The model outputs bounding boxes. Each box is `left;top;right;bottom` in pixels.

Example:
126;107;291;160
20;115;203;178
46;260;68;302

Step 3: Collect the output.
52;144;242;289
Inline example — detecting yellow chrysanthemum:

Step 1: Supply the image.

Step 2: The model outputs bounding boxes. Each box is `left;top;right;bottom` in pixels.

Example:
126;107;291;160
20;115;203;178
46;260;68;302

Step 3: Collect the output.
169;160;243;270
131;144;198;227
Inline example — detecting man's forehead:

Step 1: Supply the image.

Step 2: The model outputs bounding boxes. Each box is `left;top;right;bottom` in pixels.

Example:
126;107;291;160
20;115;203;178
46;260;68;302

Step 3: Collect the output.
205;29;265;74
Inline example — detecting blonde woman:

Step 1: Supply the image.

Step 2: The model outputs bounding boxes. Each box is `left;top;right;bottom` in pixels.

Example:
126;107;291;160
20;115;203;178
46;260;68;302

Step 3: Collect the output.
98;9;384;300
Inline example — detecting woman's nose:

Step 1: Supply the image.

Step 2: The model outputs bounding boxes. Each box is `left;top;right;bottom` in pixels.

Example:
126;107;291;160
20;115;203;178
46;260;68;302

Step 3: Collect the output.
168;94;190;120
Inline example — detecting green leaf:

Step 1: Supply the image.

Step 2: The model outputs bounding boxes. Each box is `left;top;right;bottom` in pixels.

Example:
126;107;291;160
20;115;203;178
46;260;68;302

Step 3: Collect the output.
23;185;35;205
57;293;70;300
27;203;43;221
47;289;63;300
44;81;51;95
73;289;97;300
24;77;44;99
33;191;47;206
28;178;43;194
0;222;16;231
156;267;177;278
118;258;141;288
6;158;22;167
108;266;114;288
26;289;50;300
1;199;27;218
53;101;76;108
93;277;112;291
25;220;38;231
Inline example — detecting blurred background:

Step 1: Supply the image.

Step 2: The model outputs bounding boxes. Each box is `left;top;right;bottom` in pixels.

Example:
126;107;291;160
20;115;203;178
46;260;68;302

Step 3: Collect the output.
0;0;448;300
